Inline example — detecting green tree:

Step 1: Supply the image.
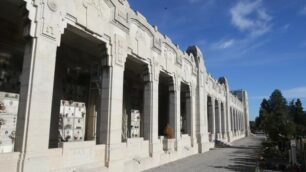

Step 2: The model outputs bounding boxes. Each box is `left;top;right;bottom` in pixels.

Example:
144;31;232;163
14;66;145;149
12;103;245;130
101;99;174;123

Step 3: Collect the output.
256;99;270;132
266;90;289;143
289;99;306;137
255;90;306;142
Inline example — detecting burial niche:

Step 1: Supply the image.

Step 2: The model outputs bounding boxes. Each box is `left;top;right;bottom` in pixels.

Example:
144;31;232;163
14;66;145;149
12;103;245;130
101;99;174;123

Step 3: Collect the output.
49;26;108;148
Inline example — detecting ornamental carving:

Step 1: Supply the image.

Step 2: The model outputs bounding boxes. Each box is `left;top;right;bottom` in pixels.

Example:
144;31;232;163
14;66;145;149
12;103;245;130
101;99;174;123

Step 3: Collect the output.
136;29;144;41
115;35;126;66
153;54;160;81
135;29;147;55
153;37;162;50
83;0;108;20
117;40;124;64
164;45;176;70
47;0;58;12
183;63;191;81
176;55;182;65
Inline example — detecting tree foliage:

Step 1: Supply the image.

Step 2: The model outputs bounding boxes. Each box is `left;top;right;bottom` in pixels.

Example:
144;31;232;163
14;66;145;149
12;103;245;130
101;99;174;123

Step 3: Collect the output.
255;89;306;150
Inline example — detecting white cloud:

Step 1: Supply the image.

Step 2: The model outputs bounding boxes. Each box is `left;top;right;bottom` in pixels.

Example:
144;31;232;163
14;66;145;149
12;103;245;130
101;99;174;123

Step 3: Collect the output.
300;6;306;15
283;86;306;99
212;39;235;49
230;0;272;37
249;87;306;100
281;24;290;32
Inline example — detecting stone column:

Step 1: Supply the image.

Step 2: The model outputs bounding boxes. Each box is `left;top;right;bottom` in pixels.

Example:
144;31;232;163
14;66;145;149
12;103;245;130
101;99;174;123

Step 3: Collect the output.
207;99;212;141
174;81;181;151
240;113;243;131
169;83;177;139
143;72;152;141
96;65;111;144
237;112;239;135
240;112;243;133
238;111;240;134
15;35;59;172
221;103;226;139
150;80;160;156
104;64;125;169
190;86;197;147
235;110;238;135
226;106;233;142
230;108;233;133
197;83;208;153
211;97;216;141
240;112;242;133
100;35;127;171
241;113;243;134
143;78;160;156
217;101;222;140
242;113;245;132
233;109;236;136
236;110;238;135
186;92;192;136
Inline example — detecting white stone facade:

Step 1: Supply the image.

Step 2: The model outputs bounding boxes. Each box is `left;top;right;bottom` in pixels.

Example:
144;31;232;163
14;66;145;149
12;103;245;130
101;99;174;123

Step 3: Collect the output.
0;0;250;171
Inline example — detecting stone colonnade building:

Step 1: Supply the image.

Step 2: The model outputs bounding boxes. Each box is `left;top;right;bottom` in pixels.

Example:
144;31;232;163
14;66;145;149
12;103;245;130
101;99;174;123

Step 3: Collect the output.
0;0;250;171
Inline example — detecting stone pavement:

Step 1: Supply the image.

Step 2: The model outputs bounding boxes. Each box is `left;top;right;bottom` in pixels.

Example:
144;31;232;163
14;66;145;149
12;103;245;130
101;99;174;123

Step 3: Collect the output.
145;135;265;172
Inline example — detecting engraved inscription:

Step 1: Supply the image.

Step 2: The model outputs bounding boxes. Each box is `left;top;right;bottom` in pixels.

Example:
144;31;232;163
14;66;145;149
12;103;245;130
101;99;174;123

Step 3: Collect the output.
117;39;124;64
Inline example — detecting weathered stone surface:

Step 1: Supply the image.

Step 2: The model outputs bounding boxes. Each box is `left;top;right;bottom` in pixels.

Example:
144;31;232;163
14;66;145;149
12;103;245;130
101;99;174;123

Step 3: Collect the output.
0;0;250;171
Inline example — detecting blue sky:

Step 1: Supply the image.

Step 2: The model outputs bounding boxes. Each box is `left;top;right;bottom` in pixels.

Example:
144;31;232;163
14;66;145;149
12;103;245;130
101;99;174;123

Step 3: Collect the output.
128;0;306;120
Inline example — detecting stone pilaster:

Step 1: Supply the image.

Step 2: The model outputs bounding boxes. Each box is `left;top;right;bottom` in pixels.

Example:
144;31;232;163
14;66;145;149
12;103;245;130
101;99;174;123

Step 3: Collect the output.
16;35;59;172
211;97;216;141
169;82;176;139
196;80;209;153
150;80;162;157
105;64;125;171
218;101;222;140
190;85;197;147
173;80;181;151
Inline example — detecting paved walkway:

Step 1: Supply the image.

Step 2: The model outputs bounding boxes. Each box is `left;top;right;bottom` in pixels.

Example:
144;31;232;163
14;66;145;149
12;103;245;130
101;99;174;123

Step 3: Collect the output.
145;135;264;172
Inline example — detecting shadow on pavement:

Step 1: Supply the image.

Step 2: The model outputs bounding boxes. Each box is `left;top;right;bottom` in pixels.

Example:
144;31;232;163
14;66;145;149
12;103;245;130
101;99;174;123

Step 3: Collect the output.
145;135;265;172
210;136;264;172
